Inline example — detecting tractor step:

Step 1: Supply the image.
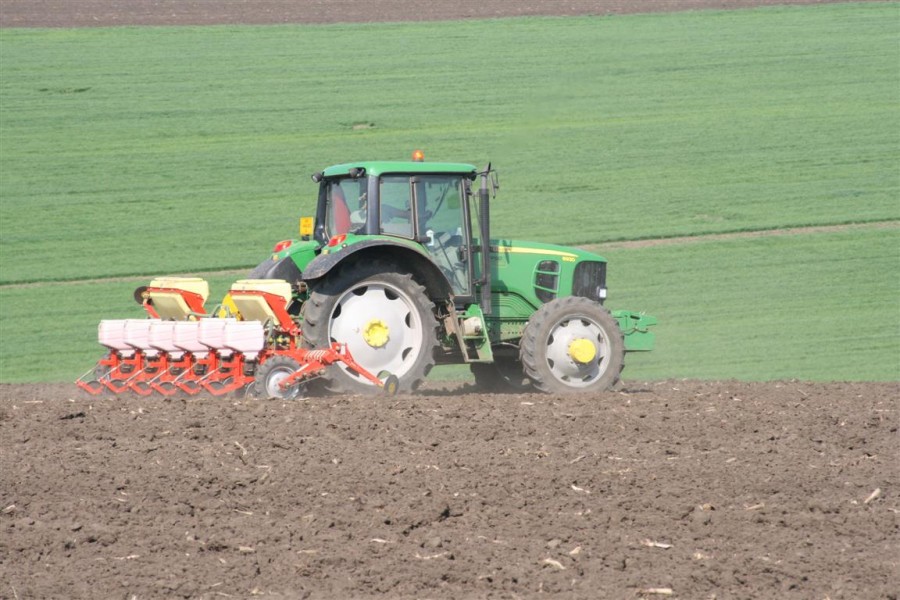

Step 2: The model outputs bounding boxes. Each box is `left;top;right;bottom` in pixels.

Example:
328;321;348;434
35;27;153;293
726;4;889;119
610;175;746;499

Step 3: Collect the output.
445;304;493;363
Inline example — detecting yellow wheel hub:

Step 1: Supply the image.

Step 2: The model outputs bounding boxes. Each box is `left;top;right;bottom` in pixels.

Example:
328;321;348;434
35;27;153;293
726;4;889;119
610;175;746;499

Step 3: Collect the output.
568;338;597;364
363;318;390;348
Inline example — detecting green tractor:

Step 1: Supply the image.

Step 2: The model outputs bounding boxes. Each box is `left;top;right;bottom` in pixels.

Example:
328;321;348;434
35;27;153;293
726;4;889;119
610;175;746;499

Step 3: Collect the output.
245;154;655;396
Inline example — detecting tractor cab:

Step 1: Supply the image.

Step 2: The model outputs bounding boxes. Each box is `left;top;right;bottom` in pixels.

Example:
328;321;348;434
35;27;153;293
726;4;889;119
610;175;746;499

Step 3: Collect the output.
311;158;493;307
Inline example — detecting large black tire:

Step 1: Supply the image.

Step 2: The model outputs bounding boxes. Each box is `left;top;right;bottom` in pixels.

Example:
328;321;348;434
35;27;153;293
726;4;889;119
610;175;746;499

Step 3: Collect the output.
470;354;532;393
253;355;303;400
301;261;438;394
519;296;625;393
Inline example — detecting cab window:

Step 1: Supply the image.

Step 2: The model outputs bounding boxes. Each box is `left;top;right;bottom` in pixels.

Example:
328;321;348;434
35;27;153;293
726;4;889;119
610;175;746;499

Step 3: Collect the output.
379;176;414;237
324;178;367;237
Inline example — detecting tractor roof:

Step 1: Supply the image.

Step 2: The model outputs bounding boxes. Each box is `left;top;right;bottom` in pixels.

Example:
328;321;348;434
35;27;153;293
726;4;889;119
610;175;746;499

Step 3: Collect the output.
323;161;477;178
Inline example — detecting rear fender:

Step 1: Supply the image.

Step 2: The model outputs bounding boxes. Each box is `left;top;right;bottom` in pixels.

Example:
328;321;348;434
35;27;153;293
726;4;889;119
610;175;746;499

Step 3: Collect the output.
303;239;453;301
250;239;320;284
612;310;657;352
252;255;303;283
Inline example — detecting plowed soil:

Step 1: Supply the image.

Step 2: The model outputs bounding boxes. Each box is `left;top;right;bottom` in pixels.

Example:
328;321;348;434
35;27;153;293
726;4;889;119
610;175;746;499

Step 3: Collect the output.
1;380;897;599
1;1;897;598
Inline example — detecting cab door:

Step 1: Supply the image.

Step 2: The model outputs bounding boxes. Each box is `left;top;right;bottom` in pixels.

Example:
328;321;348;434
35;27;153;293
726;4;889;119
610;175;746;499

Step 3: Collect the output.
410;175;473;298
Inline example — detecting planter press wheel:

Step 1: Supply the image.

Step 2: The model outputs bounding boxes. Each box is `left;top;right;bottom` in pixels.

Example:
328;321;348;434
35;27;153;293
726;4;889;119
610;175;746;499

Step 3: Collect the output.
253;356;303;400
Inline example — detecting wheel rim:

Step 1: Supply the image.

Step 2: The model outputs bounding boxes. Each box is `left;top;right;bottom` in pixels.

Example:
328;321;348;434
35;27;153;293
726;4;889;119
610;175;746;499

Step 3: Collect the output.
328;282;424;384
265;366;300;399
543;315;612;388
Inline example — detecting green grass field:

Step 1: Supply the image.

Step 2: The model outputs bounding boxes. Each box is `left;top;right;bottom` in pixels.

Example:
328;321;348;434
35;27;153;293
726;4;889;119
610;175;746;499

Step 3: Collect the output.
1;2;897;382
603;227;900;381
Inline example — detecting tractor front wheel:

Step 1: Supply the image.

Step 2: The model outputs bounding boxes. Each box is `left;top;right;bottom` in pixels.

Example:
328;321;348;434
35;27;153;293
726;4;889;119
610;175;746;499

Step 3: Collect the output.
520;296;625;393
302;261;438;394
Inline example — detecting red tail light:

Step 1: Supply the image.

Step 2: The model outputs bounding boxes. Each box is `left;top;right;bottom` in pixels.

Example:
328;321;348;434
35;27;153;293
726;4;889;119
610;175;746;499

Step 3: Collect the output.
272;240;293;252
327;234;347;247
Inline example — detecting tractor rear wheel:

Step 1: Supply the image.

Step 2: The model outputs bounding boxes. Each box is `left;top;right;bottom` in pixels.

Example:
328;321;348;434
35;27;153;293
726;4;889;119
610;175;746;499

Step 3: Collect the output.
520;296;625;393
253;355;303;400
301;261;438;394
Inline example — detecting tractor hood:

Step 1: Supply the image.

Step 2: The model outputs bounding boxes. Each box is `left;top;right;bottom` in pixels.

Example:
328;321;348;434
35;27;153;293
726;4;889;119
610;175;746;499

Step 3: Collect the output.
488;238;610;310
491;239;607;265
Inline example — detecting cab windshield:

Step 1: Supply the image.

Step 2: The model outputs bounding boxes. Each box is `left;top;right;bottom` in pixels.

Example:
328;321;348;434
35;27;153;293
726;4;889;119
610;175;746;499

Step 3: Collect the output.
321;173;473;295
378;174;464;240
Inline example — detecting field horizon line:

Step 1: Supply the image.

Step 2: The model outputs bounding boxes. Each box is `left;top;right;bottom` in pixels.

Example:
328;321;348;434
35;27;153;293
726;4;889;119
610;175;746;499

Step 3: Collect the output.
2;219;896;290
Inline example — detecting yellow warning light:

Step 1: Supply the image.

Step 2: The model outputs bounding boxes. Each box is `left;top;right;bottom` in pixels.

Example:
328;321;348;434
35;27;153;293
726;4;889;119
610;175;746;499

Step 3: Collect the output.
412;149;425;162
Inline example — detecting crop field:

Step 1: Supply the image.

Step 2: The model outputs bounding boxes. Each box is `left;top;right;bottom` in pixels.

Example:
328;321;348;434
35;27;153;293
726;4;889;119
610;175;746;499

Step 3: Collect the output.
1;1;897;383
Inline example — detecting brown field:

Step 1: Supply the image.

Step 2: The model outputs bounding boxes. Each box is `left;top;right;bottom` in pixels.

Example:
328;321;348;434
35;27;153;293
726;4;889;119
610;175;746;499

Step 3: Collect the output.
2;380;897;599
1;1;897;598
0;0;866;28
